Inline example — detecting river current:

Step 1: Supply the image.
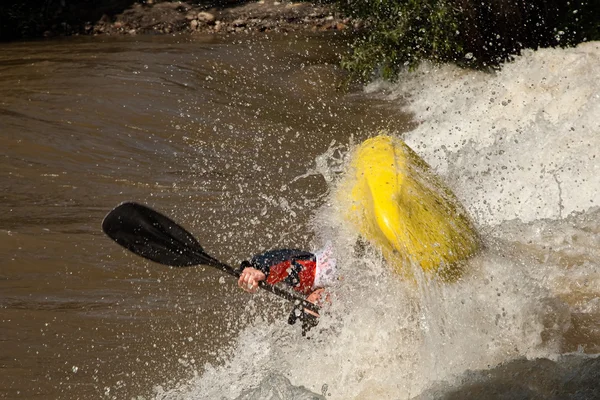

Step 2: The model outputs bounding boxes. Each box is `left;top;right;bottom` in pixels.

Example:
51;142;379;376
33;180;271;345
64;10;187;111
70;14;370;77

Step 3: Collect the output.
1;33;599;400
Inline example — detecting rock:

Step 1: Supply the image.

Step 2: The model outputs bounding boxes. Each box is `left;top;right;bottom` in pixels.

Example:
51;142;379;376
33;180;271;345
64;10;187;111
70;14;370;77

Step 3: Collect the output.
99;14;111;24
72;0;350;38
232;19;246;27
236;373;325;400
197;12;215;24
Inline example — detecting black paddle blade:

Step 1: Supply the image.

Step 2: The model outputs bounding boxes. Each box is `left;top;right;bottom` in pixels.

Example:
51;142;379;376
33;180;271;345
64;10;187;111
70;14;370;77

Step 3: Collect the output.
102;202;205;267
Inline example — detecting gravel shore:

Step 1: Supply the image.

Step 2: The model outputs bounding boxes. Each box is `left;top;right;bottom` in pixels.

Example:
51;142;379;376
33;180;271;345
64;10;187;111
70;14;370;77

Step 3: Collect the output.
86;0;356;36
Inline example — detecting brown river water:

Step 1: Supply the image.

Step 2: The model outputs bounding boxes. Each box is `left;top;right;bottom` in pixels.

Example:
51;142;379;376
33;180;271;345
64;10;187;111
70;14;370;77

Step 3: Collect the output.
0;33;410;399
3;33;600;400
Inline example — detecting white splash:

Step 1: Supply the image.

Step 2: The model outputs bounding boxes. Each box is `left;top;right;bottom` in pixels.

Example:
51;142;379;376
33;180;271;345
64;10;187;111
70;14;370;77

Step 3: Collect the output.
154;42;600;400
368;41;600;226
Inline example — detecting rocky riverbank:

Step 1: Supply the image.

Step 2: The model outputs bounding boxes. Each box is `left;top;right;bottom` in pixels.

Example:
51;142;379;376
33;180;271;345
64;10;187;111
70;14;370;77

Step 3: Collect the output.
85;0;355;37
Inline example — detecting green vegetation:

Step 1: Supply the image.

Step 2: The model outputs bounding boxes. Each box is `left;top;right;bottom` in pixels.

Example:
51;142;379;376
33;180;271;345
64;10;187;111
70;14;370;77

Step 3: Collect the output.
336;0;600;82
337;0;462;81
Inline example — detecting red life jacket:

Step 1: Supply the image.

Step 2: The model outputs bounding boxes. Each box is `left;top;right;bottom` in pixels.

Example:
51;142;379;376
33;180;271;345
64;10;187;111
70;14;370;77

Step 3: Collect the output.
242;249;317;295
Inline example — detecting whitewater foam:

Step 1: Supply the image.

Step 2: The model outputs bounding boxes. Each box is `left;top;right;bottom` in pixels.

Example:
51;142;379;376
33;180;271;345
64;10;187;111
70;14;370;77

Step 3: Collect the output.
368;41;600;226
155;42;600;400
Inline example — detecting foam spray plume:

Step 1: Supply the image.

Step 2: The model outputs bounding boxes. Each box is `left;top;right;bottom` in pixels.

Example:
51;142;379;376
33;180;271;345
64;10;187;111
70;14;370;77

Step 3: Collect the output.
155;42;600;399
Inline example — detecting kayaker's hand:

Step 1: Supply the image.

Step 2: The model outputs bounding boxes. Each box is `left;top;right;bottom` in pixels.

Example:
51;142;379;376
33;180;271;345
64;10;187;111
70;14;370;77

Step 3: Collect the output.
304;288;327;317
238;267;266;293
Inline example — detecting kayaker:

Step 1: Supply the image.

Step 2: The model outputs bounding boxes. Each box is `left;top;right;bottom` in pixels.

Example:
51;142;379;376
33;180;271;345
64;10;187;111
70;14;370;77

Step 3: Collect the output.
237;242;337;334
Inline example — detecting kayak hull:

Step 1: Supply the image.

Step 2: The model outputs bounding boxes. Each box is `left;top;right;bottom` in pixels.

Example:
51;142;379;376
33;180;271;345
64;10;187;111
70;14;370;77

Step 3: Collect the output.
344;135;479;280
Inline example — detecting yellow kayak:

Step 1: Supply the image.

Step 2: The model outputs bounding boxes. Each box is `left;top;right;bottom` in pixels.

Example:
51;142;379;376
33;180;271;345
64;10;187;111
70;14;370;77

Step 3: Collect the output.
342;135;480;280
